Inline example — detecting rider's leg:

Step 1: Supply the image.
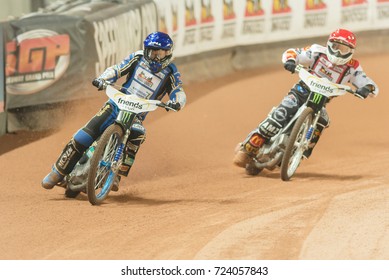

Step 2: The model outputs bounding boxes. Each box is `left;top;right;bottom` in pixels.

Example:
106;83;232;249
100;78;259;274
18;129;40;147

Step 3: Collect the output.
303;108;330;159
233;93;300;168
42;102;116;189
114;122;145;192
233;130;267;168
118;119;146;177
42;138;87;189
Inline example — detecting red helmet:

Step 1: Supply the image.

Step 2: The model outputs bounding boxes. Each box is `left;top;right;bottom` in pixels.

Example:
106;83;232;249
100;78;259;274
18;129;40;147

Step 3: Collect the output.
327;29;356;65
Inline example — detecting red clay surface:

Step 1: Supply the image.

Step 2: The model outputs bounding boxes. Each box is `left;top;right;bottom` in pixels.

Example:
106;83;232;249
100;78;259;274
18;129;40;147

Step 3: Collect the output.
0;54;388;260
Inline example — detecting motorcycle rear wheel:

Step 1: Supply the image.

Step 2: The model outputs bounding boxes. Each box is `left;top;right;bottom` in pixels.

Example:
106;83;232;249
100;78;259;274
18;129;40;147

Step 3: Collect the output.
87;124;124;205
281;107;313;181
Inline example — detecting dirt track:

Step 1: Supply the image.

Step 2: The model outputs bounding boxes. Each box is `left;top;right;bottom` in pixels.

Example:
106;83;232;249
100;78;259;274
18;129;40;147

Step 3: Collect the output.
0;54;388;260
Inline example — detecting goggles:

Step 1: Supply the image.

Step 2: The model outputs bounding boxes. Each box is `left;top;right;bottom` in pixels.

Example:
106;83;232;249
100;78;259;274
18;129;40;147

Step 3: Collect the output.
328;40;353;56
147;49;172;61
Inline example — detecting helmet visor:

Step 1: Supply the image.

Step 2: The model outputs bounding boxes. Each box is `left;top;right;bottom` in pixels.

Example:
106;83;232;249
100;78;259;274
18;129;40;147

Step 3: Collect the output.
147;49;172;61
328;41;353;56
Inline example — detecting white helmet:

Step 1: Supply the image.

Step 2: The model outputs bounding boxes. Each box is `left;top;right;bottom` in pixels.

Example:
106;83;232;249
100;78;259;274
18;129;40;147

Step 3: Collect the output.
326;29;356;65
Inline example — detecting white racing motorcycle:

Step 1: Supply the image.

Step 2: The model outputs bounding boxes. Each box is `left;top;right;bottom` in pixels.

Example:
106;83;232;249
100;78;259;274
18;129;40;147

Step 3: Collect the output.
245;64;360;181
63;84;176;205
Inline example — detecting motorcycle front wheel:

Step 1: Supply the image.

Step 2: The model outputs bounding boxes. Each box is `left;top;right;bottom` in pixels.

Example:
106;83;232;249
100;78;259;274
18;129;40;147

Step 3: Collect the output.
281;107;313;181
87;124;124;205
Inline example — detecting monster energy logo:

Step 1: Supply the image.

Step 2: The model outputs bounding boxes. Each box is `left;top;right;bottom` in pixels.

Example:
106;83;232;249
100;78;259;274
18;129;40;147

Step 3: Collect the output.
311;93;323;104
119;111;134;124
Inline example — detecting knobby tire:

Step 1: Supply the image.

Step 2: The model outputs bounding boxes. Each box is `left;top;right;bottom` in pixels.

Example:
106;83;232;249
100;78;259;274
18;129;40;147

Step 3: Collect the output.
281;107;313;181
87;124;124;205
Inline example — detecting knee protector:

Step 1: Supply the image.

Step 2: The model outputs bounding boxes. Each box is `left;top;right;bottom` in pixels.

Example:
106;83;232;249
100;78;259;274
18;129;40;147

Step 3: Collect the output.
258;116;283;139
128;122;146;148
318;109;330;130
119;122;146;177
304;111;330;159
258;95;298;139
312;110;330;142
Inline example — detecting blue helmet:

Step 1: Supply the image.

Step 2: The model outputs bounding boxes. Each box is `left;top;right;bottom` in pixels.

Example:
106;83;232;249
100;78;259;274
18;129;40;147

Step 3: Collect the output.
143;32;174;73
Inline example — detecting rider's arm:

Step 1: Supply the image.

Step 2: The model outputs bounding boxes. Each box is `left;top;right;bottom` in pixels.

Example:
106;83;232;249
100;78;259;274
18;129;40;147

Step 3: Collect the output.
282;44;321;65
98;51;143;83
350;63;379;97
167;64;186;109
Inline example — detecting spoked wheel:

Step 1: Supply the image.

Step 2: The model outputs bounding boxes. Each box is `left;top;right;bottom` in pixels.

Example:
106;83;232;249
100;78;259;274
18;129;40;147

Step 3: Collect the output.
281;108;313;181
87;124;124;205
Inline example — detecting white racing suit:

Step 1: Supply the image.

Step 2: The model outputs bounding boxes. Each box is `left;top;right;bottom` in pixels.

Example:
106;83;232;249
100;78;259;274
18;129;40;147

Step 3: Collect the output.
241;44;379;159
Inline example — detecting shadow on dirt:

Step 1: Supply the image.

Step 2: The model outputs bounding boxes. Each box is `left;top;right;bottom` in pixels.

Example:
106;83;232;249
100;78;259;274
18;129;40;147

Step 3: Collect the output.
0;129;57;156
260;171;363;181
50;192;240;206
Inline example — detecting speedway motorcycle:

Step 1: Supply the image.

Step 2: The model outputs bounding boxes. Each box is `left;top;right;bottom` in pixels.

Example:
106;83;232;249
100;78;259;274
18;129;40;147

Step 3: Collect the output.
63;84;176;205
245;64;359;181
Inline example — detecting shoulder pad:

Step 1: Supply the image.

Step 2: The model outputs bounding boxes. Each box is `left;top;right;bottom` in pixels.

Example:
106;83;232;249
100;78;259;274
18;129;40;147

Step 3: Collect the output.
309;44;327;54
346;58;360;68
134;50;143;57
127;50;143;60
167;62;178;73
167;63;183;86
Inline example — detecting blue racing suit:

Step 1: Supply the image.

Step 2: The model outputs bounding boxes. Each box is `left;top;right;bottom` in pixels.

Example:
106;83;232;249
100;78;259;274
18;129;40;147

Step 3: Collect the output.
54;50;186;177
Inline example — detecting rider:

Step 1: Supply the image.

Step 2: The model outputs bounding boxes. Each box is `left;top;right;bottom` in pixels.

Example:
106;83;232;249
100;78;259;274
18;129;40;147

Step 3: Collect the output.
42;31;186;191
233;28;379;168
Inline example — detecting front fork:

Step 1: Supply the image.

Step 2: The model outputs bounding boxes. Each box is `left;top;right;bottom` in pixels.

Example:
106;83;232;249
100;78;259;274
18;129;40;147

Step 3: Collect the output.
110;129;130;173
304;110;321;145
103;111;135;174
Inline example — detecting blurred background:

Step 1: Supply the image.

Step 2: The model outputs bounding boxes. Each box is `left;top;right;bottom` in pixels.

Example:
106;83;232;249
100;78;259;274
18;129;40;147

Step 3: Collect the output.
1;0;72;20
0;0;137;21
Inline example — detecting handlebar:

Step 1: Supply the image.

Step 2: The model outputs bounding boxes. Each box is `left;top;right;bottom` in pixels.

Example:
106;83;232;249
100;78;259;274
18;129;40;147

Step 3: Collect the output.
156;102;178;112
294;64;361;98
102;83;179;112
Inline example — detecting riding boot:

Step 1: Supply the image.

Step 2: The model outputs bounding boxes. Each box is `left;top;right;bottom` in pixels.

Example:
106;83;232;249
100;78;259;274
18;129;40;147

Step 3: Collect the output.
42;139;85;189
42;166;65;189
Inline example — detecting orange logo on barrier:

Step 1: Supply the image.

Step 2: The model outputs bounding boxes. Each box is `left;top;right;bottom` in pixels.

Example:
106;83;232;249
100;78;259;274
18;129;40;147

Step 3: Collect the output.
306;0;327;10
201;0;214;23
223;0;235;20
273;0;291;14
158;15;168;34
5;30;70;95
157;2;178;34
342;0;366;6
172;4;178;32
185;1;197;27
6;34;69;76
245;0;264;17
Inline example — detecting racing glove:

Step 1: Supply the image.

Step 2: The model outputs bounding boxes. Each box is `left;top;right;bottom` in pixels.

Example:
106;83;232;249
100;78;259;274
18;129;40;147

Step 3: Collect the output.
355;85;373;99
165;100;181;112
284;60;297;74
92;78;107;91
